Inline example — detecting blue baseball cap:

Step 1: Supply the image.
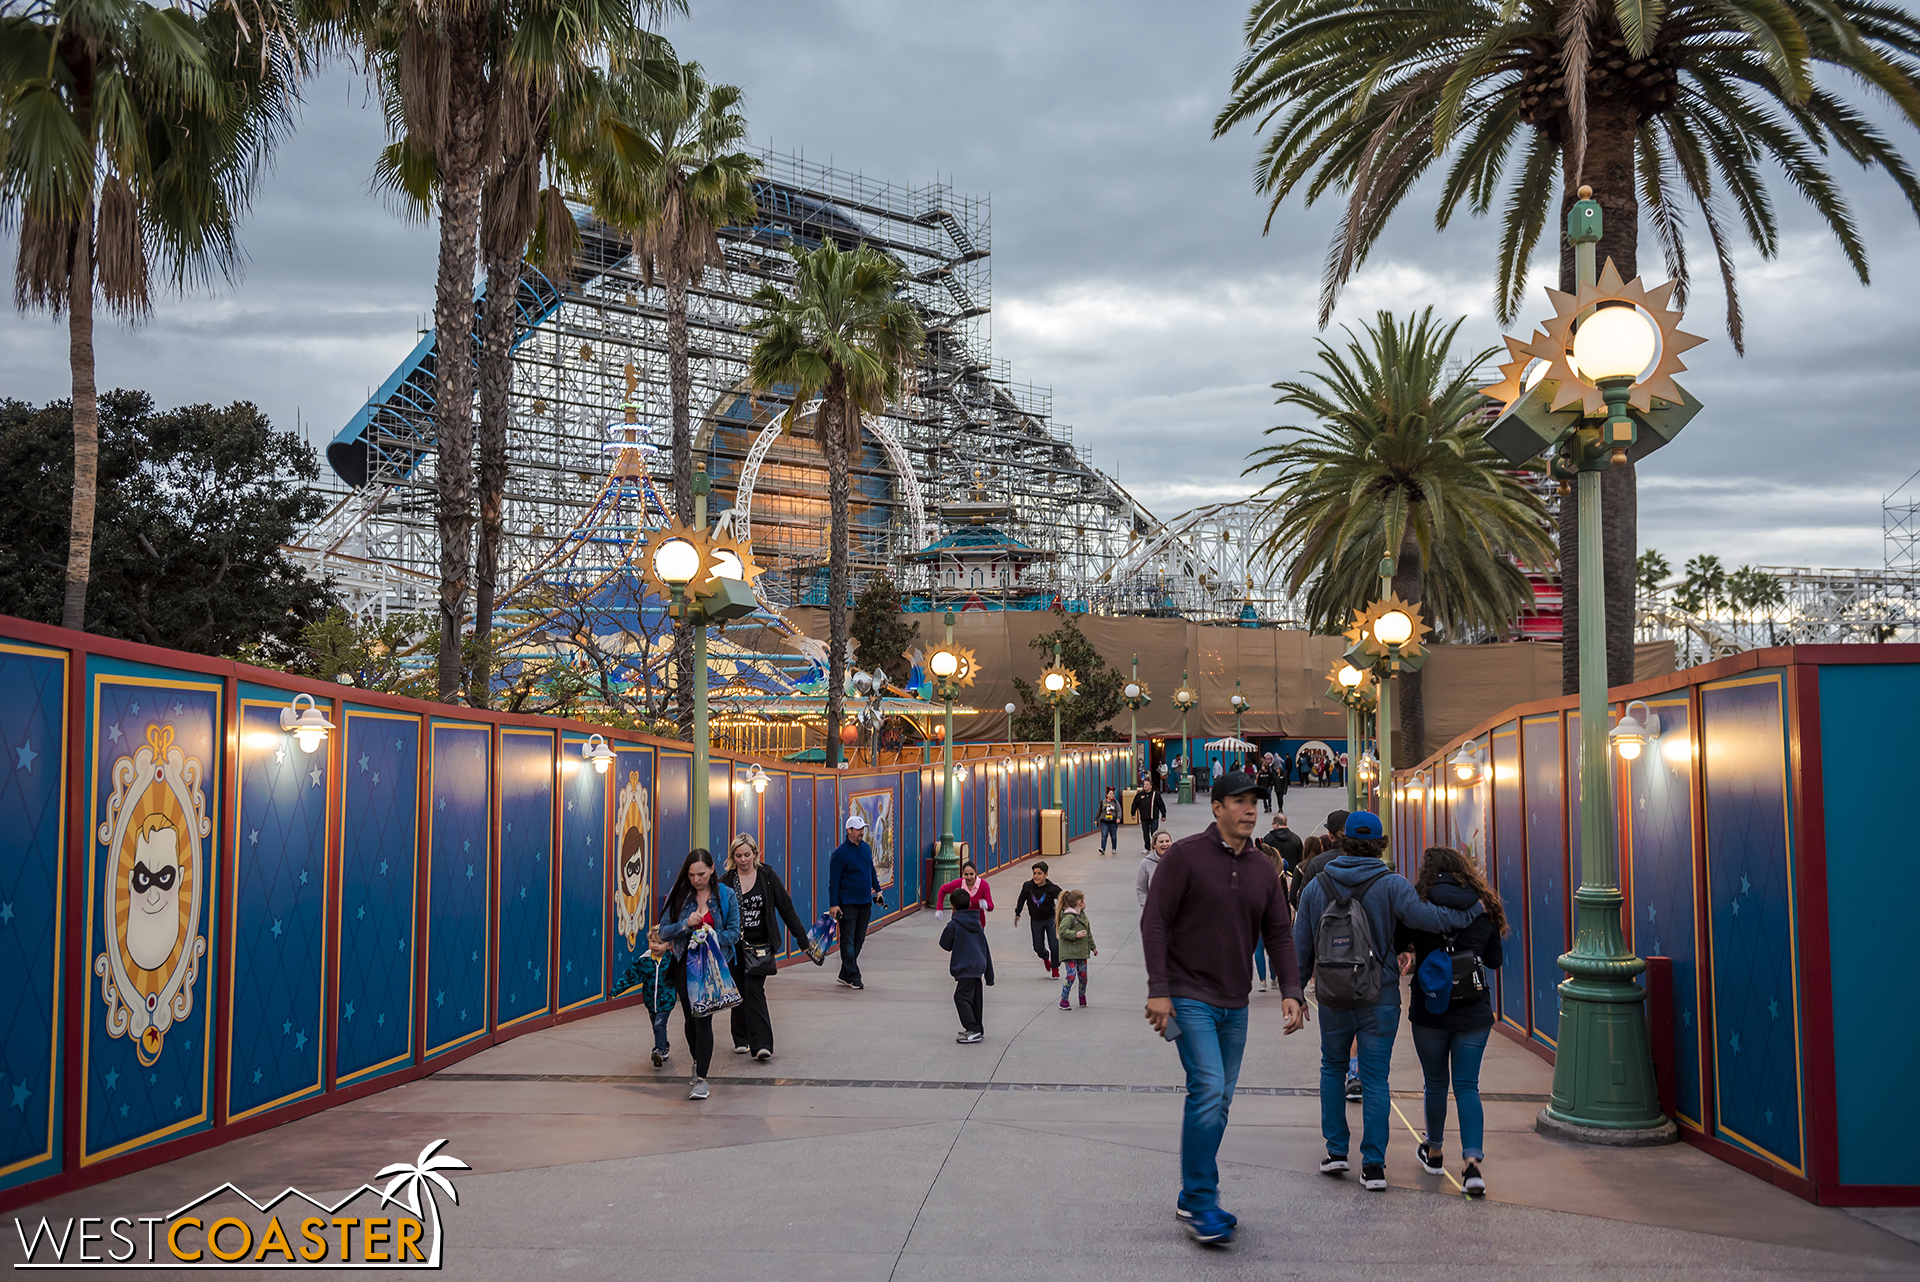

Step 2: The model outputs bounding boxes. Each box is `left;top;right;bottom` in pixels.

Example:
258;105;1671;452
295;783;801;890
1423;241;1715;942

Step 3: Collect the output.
1344;810;1384;839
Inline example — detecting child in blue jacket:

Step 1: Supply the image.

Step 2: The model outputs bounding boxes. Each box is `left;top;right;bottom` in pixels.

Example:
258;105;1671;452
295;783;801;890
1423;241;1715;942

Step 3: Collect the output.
939;889;994;1044
617;925;680;1068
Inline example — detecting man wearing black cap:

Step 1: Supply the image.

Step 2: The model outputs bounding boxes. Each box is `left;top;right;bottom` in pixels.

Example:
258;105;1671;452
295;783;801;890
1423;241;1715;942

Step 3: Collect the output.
1294;810;1482;1192
1141;770;1305;1245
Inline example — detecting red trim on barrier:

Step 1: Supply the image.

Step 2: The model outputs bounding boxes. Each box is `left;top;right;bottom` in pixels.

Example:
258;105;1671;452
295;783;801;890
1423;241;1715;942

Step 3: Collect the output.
213;676;239;1128
1788;662;1842;1190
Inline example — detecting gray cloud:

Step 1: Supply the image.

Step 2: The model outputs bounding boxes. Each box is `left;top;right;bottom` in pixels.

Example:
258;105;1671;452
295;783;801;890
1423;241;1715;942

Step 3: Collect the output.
4;0;1917;571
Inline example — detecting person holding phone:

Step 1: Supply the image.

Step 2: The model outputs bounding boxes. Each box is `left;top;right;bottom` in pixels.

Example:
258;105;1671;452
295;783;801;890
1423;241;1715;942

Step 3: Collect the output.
1141;771;1305;1246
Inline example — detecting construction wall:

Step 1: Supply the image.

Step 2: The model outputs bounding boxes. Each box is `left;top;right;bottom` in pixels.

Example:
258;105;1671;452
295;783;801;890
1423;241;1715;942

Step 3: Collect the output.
0;613;1133;1210
789;609;1674;757
1393;645;1920;1206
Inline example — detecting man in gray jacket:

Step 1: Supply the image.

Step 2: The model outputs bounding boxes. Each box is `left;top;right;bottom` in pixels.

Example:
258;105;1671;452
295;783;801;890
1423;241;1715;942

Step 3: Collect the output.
1293;811;1480;1191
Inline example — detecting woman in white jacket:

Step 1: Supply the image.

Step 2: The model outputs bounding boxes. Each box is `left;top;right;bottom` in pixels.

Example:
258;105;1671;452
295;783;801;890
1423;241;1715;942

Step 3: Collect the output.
1135;830;1173;906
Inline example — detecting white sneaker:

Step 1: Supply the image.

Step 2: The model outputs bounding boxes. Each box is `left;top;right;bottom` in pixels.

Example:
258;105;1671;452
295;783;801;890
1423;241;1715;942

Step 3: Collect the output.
733;1045;750;1054
688;1077;709;1100
1258;979;1267;992
754;1048;771;1062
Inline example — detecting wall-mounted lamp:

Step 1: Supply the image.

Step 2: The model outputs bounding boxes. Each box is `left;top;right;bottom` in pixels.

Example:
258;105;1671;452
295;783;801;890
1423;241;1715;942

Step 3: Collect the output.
584;733;615;775
748;763;769;794
280;692;335;755
1448;744;1484;784
1609;700;1662;760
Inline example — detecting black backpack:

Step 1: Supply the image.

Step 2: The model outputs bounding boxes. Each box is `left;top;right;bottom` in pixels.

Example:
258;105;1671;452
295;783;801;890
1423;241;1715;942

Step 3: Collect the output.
1311;871;1384;1009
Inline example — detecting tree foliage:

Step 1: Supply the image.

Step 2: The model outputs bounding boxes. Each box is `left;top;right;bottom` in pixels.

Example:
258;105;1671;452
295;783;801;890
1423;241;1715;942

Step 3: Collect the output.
1213;0;1920;347
746;239;924;765
851;574;916;685
1008;609;1125;743
1245;310;1555;765
0;391;333;659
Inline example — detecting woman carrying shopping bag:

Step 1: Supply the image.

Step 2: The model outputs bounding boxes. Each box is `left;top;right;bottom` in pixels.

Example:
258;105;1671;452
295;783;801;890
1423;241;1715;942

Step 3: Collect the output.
657;849;740;1101
722;833;823;1062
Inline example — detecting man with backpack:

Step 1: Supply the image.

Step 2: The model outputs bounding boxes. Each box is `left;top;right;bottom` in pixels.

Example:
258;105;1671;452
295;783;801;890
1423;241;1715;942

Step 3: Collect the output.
1293;812;1481;1191
1142;771;1305;1245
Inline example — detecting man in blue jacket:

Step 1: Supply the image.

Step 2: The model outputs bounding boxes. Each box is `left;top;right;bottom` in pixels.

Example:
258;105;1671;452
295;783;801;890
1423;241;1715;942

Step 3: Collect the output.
1294;811;1481;1191
827;812;883;990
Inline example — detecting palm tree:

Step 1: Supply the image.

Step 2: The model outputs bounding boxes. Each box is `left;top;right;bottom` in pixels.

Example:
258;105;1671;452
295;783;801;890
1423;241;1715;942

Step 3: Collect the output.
376;1138;469;1265
747;241;923;767
2;0;297;631
592;59;757;523
1215;0;1920;697
1245;309;1556;764
317;0;675;702
578;55;755;730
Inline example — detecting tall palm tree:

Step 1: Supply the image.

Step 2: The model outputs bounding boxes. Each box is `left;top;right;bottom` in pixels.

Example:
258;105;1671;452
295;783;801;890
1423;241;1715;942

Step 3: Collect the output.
2;0;297;631
1246;309;1556;764
316;0;675;702
595;59;757;523
579;55;755;732
1215;0;1920;696
747;241;923;767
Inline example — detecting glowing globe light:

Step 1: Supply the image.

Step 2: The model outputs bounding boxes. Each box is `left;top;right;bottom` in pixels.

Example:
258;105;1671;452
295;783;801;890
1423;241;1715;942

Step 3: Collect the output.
1336;664;1364;690
930;650;960;678
710;549;744;580
1572;304;1658;383
1043;672;1067;694
652;537;701;584
1374;609;1414;646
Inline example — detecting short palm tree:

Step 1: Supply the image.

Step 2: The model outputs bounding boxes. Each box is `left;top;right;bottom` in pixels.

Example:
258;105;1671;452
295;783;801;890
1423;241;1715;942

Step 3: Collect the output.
2;0;296;631
747;241;923;767
1246;309;1556;764
1216;0;1920;696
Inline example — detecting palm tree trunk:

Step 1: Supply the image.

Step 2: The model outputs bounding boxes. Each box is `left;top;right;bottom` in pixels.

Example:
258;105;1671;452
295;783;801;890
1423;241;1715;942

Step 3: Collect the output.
62;197;97;632
667;265;695;734
824;382;850;768
432;11;489;702
1557;98;1641;697
473;245;520;708
1391;526;1424;768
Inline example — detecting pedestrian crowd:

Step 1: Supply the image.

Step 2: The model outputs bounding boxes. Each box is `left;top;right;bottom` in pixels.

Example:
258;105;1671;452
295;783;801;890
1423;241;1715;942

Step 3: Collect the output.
624;759;1509;1250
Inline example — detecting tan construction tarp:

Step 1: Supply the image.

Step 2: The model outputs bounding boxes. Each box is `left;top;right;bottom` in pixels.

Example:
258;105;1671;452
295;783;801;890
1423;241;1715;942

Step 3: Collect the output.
775;610;1675;755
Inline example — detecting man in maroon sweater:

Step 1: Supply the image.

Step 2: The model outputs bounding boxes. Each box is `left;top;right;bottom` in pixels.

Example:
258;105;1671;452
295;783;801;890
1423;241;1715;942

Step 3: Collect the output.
1142;771;1306;1244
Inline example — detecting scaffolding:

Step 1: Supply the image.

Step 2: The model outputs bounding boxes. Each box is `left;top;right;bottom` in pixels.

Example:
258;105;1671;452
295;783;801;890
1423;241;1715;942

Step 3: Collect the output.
290;150;1244;624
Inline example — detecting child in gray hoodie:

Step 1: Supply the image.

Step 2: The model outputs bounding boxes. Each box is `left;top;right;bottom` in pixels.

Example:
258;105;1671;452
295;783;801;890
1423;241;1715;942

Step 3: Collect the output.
1136;830;1172;906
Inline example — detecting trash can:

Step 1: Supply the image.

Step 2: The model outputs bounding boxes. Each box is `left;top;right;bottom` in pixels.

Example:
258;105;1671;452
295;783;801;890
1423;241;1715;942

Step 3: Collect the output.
1039;808;1067;856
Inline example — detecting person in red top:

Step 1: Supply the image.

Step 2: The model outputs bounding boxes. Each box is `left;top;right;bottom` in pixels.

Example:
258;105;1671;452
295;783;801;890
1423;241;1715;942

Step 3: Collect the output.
1141;771;1306;1244
935;861;994;918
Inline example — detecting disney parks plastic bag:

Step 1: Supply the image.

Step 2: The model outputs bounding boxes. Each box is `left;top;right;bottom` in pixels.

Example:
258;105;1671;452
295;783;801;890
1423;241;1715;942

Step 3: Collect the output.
685;928;742;1016
806;912;838;956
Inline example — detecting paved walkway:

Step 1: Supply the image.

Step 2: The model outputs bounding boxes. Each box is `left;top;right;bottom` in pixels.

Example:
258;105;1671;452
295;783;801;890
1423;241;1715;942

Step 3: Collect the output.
11;789;1919;1278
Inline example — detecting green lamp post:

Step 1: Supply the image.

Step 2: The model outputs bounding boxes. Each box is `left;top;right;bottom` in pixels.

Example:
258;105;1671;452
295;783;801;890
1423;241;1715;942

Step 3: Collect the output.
1343;592;1428;845
647;462;761;853
1481;186;1699;1145
1038;646;1078;809
1324;660;1375;814
1229;680;1250;745
926;614;978;890
1171;674;1198;805
1121;657;1151;784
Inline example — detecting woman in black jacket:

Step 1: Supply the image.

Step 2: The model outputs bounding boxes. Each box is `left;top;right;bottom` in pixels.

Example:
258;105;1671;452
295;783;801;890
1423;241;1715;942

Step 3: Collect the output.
721;833;822;1061
1394;846;1508;1198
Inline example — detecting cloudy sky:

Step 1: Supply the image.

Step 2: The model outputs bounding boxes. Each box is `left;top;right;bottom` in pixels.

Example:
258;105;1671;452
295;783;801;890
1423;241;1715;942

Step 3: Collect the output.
4;0;1918;572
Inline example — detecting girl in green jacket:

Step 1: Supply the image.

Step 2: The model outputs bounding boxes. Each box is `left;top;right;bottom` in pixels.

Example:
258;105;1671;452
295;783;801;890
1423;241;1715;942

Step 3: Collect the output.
1057;890;1097;1009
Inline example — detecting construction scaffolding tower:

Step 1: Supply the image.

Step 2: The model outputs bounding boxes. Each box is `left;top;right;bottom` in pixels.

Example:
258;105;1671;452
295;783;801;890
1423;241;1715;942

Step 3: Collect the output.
291;150;1283;624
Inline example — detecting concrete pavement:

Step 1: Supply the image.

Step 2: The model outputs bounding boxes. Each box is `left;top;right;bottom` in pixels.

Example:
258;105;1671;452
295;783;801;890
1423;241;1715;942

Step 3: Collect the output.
10;786;1918;1279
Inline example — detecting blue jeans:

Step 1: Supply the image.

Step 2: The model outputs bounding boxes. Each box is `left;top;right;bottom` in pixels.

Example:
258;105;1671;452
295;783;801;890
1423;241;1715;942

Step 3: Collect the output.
1099;820;1118;850
1252;937;1268;981
1170;998;1248;1214
649;1005;673;1054
1411;1024;1490;1160
1318;1001;1400;1166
